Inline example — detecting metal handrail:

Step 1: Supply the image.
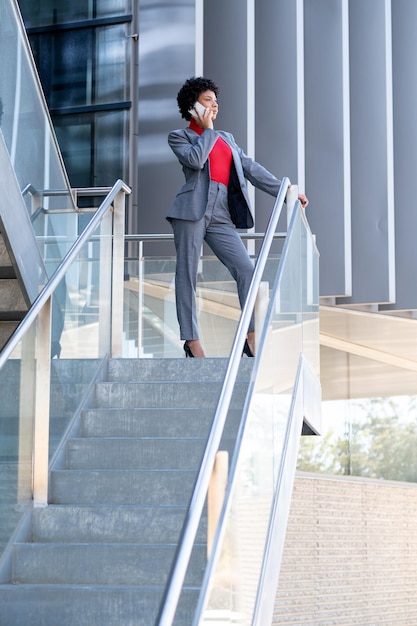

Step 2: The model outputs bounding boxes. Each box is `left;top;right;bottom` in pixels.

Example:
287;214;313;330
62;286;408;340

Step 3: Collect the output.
124;232;287;243
0;178;131;370
22;185;115;197
156;177;292;626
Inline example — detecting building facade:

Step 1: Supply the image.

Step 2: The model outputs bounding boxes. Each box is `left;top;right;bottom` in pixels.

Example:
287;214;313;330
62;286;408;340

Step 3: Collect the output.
15;0;417;621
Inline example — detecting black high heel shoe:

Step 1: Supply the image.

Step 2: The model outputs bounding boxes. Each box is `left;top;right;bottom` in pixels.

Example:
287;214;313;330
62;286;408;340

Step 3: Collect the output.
183;341;194;358
242;339;254;357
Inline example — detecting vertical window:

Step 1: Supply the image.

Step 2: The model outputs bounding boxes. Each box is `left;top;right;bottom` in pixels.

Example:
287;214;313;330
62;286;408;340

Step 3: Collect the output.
18;1;132;190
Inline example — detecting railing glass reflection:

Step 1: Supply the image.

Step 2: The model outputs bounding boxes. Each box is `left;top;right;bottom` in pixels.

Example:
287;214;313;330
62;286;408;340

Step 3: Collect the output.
123;245;283;359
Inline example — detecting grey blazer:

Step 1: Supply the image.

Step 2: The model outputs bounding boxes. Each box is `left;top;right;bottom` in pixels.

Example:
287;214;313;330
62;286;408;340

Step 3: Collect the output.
167;127;281;229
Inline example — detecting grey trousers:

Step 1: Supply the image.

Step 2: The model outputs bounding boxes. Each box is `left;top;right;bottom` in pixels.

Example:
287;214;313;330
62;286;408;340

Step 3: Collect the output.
171;181;255;341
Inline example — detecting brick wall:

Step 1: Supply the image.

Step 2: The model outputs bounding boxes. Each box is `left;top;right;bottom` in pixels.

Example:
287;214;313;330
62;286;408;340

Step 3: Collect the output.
273;472;417;625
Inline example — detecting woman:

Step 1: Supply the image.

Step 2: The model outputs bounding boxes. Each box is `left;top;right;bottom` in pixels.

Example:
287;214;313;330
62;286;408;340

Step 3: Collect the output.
167;76;308;358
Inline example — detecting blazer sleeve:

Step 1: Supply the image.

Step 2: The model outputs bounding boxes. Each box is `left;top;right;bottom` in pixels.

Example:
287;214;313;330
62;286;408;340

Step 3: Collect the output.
168;128;218;170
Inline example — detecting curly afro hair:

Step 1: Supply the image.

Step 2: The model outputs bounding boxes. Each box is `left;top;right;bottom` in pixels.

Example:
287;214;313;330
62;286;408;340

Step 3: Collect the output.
177;76;219;121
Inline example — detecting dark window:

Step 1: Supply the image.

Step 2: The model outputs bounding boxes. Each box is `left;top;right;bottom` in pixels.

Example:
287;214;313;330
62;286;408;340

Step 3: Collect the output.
18;0;132;189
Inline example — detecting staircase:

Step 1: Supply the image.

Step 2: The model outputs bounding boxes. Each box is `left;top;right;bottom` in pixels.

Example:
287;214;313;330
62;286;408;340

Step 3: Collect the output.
0;357;253;626
0;231;28;350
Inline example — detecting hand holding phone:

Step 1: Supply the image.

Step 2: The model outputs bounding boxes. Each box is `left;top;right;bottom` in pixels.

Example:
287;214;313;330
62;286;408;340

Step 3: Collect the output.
189;101;207;118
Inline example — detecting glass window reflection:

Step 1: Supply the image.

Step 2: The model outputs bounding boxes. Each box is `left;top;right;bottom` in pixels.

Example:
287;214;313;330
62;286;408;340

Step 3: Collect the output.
18;1;132;190
18;0;131;27
29;25;129;109
54;110;128;188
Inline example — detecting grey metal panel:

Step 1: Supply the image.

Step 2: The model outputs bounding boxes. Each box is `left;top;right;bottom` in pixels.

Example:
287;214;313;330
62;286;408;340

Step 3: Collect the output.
203;0;249;151
203;0;254;258
338;0;395;305
137;0;196;238
0;131;47;303
254;0;300;233
380;0;417;311
304;0;352;297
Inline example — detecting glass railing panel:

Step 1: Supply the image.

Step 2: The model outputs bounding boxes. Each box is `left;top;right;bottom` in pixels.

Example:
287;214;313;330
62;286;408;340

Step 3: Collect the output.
189;207;320;625
48;208;114;459
50;210;113;363
0;323;36;556
123;254;281;358
0;0;73;207
0;0;76;276
32;203;112;279
0;207;113;558
31;211;81;279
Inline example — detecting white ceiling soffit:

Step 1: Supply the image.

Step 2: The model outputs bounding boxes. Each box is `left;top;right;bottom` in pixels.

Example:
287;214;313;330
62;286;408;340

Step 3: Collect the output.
320;305;417;400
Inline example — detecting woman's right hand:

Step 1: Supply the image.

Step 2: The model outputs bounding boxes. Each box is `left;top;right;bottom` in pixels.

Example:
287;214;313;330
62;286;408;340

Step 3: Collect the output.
196;107;214;130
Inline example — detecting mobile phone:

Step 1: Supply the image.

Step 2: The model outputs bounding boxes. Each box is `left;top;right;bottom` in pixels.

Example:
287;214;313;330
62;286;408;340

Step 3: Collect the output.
189;101;207;118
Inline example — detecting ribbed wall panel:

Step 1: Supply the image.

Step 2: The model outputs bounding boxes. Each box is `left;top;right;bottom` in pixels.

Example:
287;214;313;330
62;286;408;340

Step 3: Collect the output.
337;0;395;306
202;0;411;309
380;0;417;312
304;0;351;298
134;0;415;310
203;0;249;152
202;0;406;308
254;0;302;234
273;473;417;624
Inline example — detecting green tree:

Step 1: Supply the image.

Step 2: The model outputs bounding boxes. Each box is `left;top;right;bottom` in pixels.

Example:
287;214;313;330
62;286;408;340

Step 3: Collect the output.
297;429;350;475
297;396;417;483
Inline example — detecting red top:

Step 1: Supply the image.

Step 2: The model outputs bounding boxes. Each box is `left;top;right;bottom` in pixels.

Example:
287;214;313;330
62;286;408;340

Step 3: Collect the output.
189;118;232;186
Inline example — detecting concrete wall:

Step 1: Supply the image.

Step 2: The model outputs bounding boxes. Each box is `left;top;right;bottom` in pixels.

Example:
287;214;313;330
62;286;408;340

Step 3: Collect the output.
274;472;417;624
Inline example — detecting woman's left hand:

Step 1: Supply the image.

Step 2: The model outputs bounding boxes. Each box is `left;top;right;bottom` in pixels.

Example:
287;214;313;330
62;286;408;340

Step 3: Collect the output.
298;193;309;208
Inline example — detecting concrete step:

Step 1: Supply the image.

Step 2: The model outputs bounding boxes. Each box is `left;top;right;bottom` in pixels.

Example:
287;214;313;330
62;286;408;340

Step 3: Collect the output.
0;279;27;312
12;542;206;585
80;407;242;438
49;469;196;505
0;234;28;348
0;584;199;626
0;267;16;279
0;321;19;351
107;357;253;383
50;358;102;383
0;237;11;266
0;435;32;460
31;504;206;544
0;421;67;462
0;504;25;555
66;437;208;470
0;415;70;437
94;380;248;409
0;358;100;385
0;382;94;419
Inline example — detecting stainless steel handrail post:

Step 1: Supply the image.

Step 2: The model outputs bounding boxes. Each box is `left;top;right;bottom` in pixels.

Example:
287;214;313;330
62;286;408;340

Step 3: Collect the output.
137;240;144;357
255;281;270;353
98;210;113;356
286;184;299;226
111;188;127;357
33;295;52;507
18;321;36;503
